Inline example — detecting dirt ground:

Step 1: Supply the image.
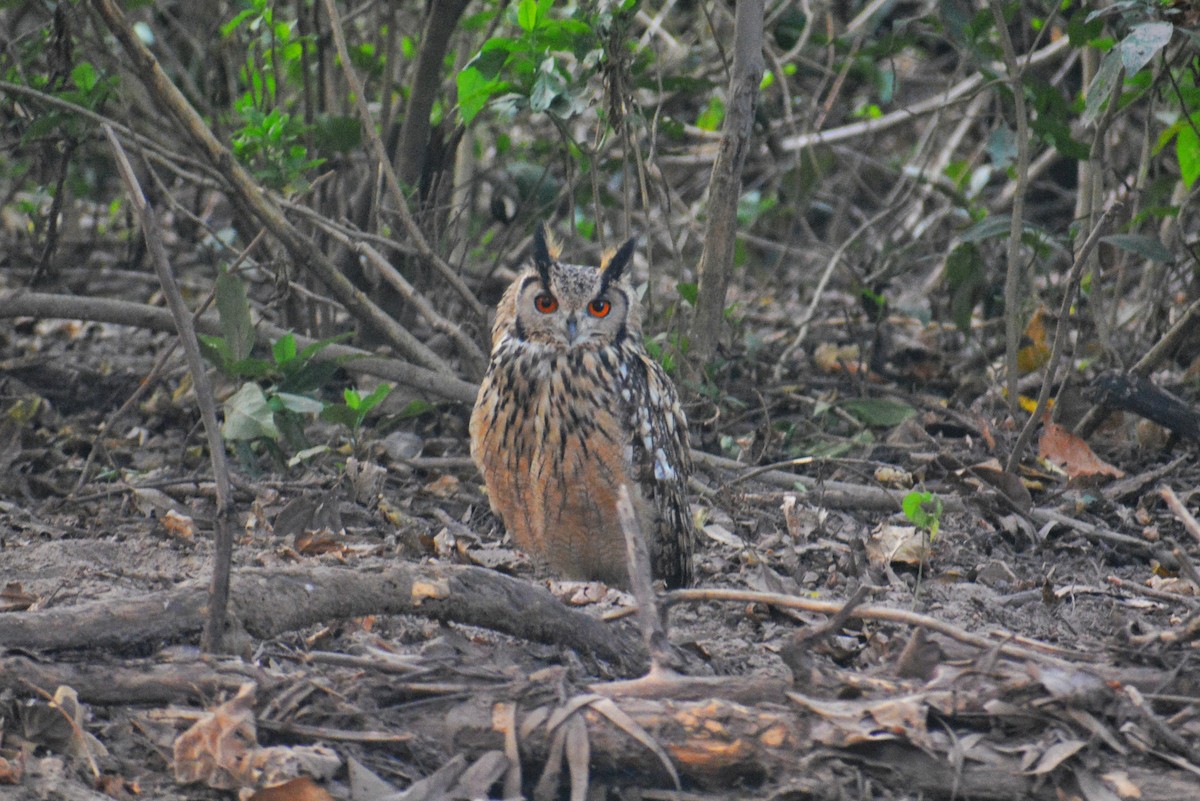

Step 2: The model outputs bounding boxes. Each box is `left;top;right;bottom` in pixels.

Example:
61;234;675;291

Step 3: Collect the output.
3;288;1200;801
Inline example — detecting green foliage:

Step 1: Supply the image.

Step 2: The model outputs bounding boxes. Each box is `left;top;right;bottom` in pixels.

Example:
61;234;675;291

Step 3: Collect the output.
219;0;348;191
320;384;393;452
456;0;634;125
198;272;361;461
944;242;987;334
902;490;943;540
840;398;916;428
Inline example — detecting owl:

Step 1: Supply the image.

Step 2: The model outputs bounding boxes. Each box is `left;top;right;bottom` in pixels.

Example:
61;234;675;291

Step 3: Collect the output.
469;225;694;588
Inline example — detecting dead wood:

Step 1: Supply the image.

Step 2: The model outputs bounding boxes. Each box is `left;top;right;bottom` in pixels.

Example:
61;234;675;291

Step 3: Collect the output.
434;686;1198;799
0;565;645;674
0;291;479;404
0;654;265;706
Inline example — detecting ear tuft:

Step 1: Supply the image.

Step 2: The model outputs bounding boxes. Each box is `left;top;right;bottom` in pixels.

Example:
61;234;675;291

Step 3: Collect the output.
532;224;559;287
600;236;637;287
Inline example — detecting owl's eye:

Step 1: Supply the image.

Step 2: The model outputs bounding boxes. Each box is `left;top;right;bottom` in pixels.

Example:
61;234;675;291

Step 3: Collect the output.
588;299;611;318
534;293;558;313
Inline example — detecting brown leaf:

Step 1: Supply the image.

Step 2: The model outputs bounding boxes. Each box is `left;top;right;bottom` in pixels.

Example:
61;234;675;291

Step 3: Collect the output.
0;582;38;612
248;776;333;801
173;683;257;789
161;509;194;540
422;473;461;498
1038;422;1124;479
294;528;347;557
1017;306;1050;373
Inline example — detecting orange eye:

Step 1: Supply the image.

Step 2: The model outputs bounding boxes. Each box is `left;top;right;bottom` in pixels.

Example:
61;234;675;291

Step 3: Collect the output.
534;293;558;313
588;299;611;318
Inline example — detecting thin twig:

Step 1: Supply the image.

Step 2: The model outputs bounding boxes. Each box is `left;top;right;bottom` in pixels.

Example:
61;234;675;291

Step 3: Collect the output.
102;124;236;653
1005;205;1116;472
664;587;1090;666
989;1;1031;417
617;485;676;672
318;0;484;321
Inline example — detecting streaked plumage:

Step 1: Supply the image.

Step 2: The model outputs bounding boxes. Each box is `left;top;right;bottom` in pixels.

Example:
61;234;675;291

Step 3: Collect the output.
469;225;693;587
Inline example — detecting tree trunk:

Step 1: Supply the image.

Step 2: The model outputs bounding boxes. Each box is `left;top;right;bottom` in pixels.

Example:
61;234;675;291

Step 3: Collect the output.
688;0;764;364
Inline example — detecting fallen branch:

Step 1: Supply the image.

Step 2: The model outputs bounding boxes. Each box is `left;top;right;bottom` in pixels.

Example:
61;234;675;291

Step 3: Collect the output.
0;290;478;404
0;564;646;675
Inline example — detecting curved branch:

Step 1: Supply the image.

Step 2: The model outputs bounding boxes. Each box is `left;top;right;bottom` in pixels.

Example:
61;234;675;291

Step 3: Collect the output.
0;290;479;404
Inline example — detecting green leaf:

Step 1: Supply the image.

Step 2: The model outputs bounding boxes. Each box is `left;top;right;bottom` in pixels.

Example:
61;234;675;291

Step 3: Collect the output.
841;398;916;428
273;333;297;366
676;282;698;306
198;335;233;374
222;383;279;441
319;403;361;428
215;272;255;362
530;59;562;112
358;383;392;413
278;360;340;394
274;392;325;415
1178;124;1200;189
696;96;724;131
517;0;539;31
71;62;97;92
1082;49;1122;128
1120;22;1173;75
398;399;434;419
944;242;985;333
312;114;362;154
902;490;931;524
457;65;507;124
227;357;273;379
1099;234;1173;263
296;331;352;362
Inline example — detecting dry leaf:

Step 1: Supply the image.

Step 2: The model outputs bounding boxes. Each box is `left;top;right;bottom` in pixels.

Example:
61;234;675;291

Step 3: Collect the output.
294;528;347;557
1038;422;1124;479
173;683;258;789
0;582;38;612
162;509;194;540
249;776;333;801
422;474;460;498
813;342;861;374
1017;306;1050;373
867;525;931;568
0;749;24;785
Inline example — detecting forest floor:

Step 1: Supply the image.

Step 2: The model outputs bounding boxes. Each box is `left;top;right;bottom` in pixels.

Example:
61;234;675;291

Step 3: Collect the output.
3;266;1200;801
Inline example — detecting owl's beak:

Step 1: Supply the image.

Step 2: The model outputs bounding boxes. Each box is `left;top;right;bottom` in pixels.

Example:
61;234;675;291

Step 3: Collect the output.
565;314;579;343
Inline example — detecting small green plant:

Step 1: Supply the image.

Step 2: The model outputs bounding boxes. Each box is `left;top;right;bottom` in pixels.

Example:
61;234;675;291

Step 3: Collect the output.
902;490;943;540
197;272;352;466
320;384;393;455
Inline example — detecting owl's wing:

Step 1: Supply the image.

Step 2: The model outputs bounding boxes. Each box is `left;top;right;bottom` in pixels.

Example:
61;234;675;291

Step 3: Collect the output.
622;352;693;586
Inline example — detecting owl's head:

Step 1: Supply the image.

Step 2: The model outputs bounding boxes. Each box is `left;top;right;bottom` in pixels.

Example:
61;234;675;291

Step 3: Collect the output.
495;224;641;351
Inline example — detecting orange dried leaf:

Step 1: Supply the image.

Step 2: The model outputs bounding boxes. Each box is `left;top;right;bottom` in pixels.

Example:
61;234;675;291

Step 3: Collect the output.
421;474;460;498
1038;422;1124;479
1017;306;1051;373
812;342;861;374
173;683;257;790
294;528;346;556
162;509;195;540
249;777;333;801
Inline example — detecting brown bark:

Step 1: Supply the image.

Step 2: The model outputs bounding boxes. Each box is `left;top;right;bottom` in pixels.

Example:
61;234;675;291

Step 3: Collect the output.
689;0;764;363
395;0;472;189
0;564;646;675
